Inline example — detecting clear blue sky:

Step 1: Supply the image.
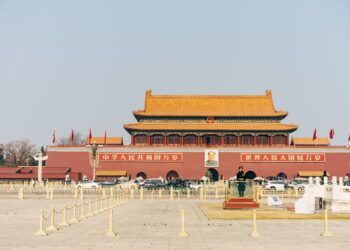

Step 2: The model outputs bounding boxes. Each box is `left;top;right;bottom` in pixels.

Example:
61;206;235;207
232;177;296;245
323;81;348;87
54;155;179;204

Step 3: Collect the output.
0;0;349;147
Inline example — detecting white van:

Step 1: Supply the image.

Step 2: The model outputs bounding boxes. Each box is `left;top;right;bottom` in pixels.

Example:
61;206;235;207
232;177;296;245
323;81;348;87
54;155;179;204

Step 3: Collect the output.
264;180;286;191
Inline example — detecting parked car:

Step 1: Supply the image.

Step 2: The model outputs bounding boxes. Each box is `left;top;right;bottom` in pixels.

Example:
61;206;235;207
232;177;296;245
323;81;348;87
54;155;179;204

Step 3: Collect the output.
264;180;286;191
98;179;119;187
76;181;100;189
342;181;350;190
167;179;188;189
140;179;167;189
188;181;202;190
286;181;307;191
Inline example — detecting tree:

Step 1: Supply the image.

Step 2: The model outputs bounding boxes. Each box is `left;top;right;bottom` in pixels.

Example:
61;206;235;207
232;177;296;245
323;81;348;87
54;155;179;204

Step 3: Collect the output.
3;139;37;166
40;145;47;156
0;144;4;165
58;131;86;145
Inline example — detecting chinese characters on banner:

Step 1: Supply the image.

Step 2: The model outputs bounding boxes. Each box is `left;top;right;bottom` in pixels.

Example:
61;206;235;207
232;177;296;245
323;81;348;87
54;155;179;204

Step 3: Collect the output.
241;153;325;163
98;153;183;162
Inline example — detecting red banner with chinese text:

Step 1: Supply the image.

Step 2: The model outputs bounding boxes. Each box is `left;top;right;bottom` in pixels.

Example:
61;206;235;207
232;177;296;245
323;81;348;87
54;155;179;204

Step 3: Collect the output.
241;153;325;163
98;153;183;162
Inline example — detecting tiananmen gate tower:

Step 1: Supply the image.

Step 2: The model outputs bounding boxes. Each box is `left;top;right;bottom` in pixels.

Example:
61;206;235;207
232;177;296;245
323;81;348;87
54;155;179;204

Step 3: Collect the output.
41;90;350;181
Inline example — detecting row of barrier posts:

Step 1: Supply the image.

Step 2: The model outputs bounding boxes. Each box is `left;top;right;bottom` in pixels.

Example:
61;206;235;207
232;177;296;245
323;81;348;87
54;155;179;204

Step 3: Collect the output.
35;188;128;236
175;208;332;238
35;203;333;238
133;186;219;201
2;182;307;200
248;208;332;238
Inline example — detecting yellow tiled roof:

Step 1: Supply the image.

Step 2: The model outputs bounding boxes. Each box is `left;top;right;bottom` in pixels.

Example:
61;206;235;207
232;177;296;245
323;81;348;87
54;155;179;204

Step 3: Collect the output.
96;170;126;176
298;171;328;177
133;90;288;117
124;122;298;132
87;137;123;145
291;137;329;146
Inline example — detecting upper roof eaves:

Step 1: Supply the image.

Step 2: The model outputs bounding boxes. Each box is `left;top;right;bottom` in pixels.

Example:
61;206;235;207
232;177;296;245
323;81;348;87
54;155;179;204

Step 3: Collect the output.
133;89;288;118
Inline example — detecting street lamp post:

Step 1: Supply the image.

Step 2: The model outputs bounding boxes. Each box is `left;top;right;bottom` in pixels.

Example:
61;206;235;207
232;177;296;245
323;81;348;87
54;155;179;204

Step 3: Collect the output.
87;141;103;181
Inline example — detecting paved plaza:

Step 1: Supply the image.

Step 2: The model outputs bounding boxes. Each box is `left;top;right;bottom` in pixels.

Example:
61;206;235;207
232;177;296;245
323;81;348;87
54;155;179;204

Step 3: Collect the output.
1;197;350;250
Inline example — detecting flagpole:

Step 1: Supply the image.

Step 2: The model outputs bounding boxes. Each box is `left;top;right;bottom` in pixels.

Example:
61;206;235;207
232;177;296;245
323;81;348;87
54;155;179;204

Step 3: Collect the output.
313;128;317;148
52;128;56;145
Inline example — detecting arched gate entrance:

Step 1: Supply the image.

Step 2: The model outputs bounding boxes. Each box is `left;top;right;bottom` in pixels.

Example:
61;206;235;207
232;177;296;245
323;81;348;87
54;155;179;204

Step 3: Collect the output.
205;168;219;181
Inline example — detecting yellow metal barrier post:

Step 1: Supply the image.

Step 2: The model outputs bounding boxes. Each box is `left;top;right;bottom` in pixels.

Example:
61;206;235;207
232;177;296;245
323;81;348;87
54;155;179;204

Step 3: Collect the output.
59;204;70;226
250;209;260;237
46;207;58;231
34;209;48;236
321;208;332;237
106;208;116;236
178;209;188;237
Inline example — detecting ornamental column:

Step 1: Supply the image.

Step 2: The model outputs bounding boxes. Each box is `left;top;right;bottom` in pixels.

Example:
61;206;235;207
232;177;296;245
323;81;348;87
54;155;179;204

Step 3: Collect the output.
237;135;240;146
221;135;224;146
165;133;167;146
197;134;200;146
34;152;48;183
253;134;257;146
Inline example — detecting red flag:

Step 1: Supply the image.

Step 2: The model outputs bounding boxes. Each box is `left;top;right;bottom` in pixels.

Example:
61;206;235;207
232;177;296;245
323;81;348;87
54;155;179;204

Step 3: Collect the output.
312;129;317;141
329;129;334;140
104;129;107;145
88;129;92;144
348;134;350;142
70;129;74;143
52;128;56;144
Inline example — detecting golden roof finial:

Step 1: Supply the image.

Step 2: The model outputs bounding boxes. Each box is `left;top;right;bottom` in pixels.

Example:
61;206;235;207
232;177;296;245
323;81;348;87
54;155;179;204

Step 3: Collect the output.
145;89;152;111
146;89;152;97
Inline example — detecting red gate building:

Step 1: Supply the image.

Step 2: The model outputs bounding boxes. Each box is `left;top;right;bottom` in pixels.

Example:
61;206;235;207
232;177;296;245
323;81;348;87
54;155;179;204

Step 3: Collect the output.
46;90;350;181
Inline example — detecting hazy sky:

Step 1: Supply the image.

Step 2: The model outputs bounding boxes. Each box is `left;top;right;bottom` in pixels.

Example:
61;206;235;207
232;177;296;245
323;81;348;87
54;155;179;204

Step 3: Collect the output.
0;0;349;148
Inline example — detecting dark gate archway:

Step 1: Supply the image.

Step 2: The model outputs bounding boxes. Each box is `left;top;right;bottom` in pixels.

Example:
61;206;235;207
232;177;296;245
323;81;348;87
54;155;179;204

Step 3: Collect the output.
136;172;147;180
245;170;257;180
277;172;287;179
205;168;219;181
166;170;179;180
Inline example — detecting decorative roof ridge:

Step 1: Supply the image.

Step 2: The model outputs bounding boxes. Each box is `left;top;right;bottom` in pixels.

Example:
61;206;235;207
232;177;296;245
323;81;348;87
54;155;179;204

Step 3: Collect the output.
148;93;273;99
124;121;298;126
133;111;288;116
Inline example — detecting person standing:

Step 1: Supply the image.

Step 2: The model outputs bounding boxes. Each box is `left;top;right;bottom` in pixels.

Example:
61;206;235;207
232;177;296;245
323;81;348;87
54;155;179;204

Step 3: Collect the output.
321;171;328;185
236;166;246;197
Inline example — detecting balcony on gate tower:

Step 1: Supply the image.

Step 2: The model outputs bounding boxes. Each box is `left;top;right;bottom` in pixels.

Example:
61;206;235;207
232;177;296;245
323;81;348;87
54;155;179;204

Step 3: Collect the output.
124;89;298;147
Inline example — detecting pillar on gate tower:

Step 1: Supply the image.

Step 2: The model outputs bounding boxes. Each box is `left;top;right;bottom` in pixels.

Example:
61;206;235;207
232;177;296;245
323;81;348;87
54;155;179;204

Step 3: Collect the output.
269;135;273;146
131;134;135;145
285;134;289;146
147;134;151;145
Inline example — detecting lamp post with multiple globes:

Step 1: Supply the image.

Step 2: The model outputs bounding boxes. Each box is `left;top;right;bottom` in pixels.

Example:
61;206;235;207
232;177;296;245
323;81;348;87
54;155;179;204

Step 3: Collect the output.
86;141;103;181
